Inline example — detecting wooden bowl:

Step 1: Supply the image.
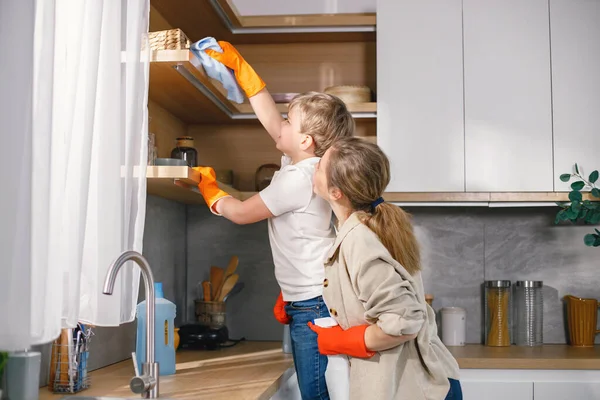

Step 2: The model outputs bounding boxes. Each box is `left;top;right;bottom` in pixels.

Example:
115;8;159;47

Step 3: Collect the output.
324;85;371;103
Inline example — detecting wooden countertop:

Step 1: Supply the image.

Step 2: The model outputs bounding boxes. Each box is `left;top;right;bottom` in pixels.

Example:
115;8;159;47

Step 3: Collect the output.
39;341;293;400
449;344;600;370
39;342;599;399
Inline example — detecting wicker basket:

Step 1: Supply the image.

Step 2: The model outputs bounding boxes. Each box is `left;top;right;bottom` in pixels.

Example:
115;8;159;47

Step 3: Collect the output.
148;28;191;51
324;85;372;103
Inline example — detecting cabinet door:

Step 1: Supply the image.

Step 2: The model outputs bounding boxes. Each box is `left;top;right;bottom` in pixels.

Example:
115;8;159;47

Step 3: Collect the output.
463;0;553;192
462;381;533;400
550;0;600;191
377;0;465;192
534;382;600;400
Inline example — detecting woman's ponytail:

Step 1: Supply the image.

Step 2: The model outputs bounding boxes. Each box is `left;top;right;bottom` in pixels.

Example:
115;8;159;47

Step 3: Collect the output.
327;138;421;275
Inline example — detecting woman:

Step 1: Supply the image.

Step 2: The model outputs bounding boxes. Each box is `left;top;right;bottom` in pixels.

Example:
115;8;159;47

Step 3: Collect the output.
308;137;462;400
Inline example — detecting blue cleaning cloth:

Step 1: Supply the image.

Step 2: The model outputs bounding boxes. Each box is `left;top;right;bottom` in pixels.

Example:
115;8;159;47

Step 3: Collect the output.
190;37;245;104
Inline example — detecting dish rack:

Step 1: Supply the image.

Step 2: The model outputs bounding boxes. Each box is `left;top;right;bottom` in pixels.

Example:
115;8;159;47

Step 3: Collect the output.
50;324;93;394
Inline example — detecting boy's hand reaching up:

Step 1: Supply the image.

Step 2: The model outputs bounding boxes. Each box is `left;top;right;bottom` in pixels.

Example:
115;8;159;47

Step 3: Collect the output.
205;41;265;98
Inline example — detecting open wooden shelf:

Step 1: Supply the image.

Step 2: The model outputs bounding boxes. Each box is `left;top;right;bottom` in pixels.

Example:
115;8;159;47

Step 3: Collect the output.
146;166;254;204
151;0;376;44
149;50;377;124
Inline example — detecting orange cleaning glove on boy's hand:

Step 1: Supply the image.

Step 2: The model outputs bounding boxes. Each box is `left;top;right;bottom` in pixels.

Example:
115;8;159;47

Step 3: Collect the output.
307;322;376;358
193;166;231;215
273;292;291;324
205;41;266;98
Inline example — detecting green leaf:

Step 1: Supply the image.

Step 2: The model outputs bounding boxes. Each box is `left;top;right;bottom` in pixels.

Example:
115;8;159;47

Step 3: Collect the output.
592;188;600;198
589;170;599;184
581;209;589;220
589;212;600;224
555;210;568;224
585;210;597;223
571;181;585;191
575;163;580;174
560;174;572;182
555;201;569;208
571;201;582;213
569;191;583;202
567;209;579;220
584;234;596;246
595;237;600;247
595;228;600;236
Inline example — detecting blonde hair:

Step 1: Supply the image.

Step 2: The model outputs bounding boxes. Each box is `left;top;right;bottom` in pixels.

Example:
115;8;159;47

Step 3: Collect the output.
289;92;355;157
327;137;421;275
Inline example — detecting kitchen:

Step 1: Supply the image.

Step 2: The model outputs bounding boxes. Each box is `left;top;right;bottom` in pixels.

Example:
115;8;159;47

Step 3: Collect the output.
1;0;599;399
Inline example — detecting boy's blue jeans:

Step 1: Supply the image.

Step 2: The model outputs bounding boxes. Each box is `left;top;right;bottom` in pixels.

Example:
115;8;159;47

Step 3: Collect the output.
285;296;330;400
445;378;463;399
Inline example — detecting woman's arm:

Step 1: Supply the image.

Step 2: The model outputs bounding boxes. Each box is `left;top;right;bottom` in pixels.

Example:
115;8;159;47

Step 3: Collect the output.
364;324;417;352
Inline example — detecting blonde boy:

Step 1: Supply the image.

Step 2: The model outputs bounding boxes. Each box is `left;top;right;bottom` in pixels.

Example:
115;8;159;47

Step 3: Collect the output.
194;42;354;400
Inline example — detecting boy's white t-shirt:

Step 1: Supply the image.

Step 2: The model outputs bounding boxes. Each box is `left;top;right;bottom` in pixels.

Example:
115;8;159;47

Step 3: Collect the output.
259;155;335;302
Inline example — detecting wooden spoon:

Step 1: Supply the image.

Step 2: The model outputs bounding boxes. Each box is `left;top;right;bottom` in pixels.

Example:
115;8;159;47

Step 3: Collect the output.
217;274;239;302
202;281;212;302
224;255;239;279
210;266;225;300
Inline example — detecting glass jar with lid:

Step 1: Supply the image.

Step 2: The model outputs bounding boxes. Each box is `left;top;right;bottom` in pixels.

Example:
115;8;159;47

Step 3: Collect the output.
484;280;512;346
170;136;198;168
514;280;543;346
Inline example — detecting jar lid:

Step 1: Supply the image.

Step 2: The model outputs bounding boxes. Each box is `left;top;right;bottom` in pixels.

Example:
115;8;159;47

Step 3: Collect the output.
440;307;466;314
485;280;511;288
516;280;543;288
176;136;194;141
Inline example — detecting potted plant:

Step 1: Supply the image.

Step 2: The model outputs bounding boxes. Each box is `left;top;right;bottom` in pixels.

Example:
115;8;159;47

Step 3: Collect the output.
555;163;600;247
0;351;7;398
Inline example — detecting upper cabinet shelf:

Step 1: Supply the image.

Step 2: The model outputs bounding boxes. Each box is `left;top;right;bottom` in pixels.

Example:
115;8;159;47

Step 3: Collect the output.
147;166;253;204
150;0;376;44
149;50;377;124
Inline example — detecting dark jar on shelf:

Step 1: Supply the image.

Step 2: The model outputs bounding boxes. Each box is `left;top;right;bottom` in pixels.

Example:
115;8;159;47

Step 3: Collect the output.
170;136;198;168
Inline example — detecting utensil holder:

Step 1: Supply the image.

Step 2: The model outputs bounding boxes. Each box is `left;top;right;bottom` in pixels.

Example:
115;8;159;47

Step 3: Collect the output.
50;325;92;393
195;300;226;328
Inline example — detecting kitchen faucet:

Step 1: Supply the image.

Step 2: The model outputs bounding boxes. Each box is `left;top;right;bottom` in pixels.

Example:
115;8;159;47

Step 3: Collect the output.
102;250;159;398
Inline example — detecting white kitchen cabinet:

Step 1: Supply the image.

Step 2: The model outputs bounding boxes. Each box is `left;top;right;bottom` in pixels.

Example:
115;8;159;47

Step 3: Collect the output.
550;0;600;191
463;0;554;192
534;382;600;400
377;0;465;192
461;381;533;400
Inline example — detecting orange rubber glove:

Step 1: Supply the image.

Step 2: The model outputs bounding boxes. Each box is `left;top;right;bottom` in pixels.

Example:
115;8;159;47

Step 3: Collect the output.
273;292;291;324
193;166;231;215
307;322;376;358
205;41;266;98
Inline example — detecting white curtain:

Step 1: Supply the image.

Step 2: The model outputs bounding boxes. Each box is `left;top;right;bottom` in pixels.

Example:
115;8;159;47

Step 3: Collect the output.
0;0;149;351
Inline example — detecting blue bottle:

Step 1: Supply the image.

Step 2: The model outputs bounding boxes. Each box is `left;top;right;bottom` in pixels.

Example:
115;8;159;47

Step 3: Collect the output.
136;282;176;376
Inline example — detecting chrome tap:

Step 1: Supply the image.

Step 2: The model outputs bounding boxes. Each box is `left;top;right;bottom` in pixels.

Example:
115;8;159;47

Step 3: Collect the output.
102;251;159;398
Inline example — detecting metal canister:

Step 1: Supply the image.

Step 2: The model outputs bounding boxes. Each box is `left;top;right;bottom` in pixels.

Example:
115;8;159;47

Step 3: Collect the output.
484;280;512;346
514;280;543;346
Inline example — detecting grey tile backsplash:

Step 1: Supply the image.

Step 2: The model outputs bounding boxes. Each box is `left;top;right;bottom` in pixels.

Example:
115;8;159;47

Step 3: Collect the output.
186;205;599;344
404;206;599;344
186;205;283;341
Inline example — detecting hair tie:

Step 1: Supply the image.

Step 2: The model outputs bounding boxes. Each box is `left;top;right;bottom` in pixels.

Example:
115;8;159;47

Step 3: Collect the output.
371;197;384;210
